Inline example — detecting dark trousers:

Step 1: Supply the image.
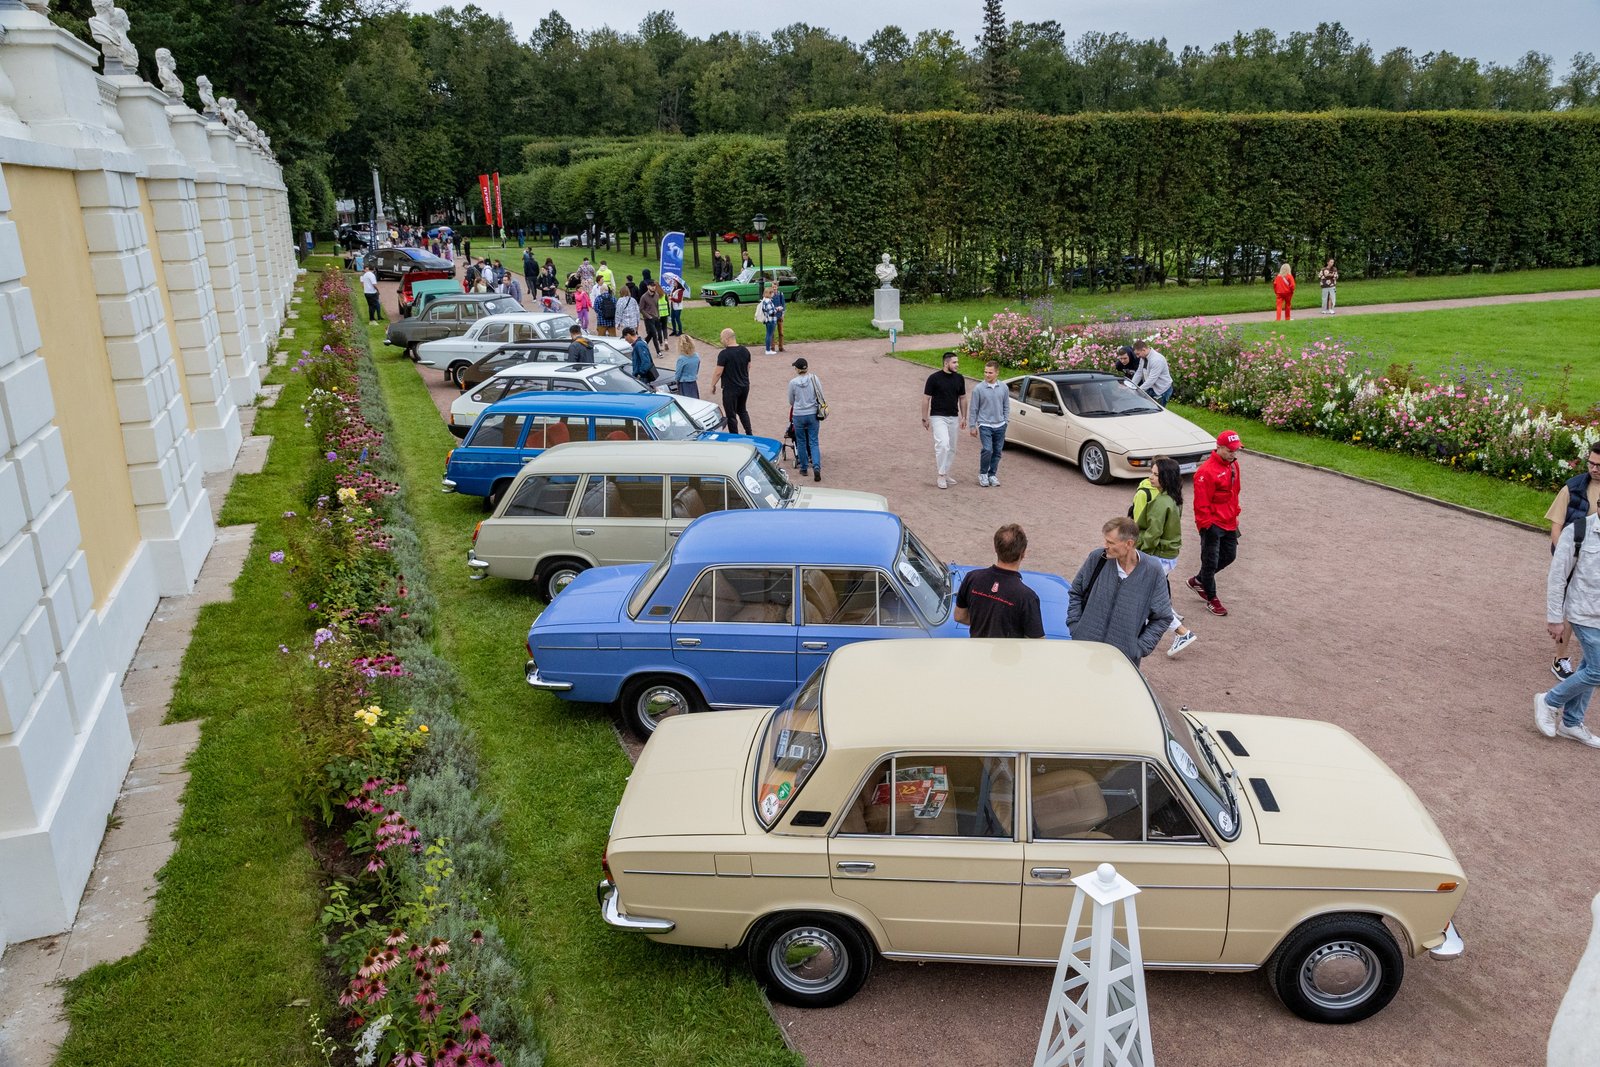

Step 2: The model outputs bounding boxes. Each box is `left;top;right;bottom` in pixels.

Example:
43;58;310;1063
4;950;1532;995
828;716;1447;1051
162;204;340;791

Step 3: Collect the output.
1196;525;1239;598
645;317;664;352
668;308;682;335
364;292;382;321
723;386;752;435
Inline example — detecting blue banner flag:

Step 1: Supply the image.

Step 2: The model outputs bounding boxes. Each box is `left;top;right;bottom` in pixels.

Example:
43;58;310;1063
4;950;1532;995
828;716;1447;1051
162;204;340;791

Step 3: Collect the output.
659;231;685;284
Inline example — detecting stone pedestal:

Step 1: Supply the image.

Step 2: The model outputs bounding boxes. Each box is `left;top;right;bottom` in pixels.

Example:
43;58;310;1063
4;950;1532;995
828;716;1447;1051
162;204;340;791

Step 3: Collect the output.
871;287;903;332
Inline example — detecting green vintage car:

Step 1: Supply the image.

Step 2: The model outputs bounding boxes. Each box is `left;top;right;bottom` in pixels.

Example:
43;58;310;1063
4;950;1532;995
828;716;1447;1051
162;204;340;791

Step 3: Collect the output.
699;266;799;307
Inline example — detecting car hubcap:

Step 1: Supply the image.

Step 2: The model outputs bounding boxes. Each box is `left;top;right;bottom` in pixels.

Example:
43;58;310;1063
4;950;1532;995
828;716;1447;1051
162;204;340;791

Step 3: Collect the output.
770;927;845;992
1300;941;1380;1009
637;685;690;730
1084;448;1105;480
549;569;579;596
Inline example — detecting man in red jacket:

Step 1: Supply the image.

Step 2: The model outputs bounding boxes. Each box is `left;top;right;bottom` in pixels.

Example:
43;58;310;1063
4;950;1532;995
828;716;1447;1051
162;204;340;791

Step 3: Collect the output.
1187;429;1243;616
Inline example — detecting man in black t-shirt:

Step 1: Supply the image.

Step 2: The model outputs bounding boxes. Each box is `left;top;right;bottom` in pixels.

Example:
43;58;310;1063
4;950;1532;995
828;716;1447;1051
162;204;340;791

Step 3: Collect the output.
711;327;754;434
955;524;1045;638
921;352;968;489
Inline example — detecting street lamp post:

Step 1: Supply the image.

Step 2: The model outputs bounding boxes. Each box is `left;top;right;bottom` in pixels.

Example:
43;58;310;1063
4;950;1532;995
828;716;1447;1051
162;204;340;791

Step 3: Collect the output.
585;207;595;253
752;213;767;288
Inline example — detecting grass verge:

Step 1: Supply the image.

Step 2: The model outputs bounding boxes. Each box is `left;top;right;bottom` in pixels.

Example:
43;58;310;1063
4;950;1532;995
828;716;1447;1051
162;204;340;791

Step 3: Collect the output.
58;290;330;1063
366;323;802;1067
894;346;1550;528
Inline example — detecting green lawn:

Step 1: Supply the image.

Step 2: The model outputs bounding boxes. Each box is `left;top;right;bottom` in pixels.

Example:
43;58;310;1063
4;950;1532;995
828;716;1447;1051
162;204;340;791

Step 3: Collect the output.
1235;298;1600;404
59;290;329;1064
894;345;1551;528
366;323;801;1067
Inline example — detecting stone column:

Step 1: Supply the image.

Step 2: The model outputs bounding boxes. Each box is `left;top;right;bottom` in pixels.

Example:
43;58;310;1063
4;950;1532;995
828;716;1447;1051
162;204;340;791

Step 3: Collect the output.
204;119;264;404
240;142;279;340
0;5;132;948
114;78;240;472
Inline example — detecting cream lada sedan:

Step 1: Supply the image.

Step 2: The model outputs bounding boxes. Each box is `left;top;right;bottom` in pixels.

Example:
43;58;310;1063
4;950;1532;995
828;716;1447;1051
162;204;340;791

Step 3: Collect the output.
598;639;1467;1023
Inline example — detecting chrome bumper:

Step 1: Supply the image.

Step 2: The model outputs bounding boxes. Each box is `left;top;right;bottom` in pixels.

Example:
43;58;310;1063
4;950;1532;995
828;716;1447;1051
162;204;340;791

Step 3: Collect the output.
1427;921;1465;961
597;879;675;934
468;550;489;580
525;660;573;691
441;478;456;493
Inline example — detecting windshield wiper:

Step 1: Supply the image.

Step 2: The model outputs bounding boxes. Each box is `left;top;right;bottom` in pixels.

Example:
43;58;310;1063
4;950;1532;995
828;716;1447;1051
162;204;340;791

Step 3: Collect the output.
1191;723;1239;821
1074;408;1124;417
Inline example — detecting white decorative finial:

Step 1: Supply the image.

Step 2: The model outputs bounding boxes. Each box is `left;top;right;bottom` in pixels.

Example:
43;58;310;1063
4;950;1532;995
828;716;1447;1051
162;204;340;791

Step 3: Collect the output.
154;47;183;101
1096;863;1116;889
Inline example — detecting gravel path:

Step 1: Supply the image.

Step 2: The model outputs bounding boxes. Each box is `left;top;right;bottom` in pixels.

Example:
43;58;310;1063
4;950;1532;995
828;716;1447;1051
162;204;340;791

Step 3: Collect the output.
386;277;1596;1066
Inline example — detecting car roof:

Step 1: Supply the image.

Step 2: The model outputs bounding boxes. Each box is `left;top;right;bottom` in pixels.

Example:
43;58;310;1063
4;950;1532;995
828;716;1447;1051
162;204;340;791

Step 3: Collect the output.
410;279;460;293
431;293;505;304
520;440;756;475
486;362;617;380
673;510;906;567
1033;371;1122;385
480;392;671;417
818;639;1166;754
477;311;572;326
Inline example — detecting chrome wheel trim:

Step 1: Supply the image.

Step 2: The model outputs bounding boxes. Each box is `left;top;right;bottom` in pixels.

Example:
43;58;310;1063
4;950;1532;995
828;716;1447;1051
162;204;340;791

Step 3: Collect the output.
768;926;847;993
636;683;692;731
1299;940;1381;1010
547;567;582;596
1082;444;1107;481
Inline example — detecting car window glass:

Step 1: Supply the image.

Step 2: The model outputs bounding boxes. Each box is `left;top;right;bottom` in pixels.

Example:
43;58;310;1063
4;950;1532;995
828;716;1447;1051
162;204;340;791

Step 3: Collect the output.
469;382;507;405
799;569;886;626
593;416;646;441
431;304;459;323
670;476;731;518
1069;380;1162;416
549;379;586;391
521;415;574;450
511;323;541;342
1030;757;1149;842
1007;378;1024;399
480;323;511;344
753;669;825;829
466;413;527;449
590;367;647;393
545;314;578;336
503;474;579;518
644;404;698;441
501;378;546;398
1024;379;1059;408
838;756;1014;838
677;567;793;624
1146;763;1203;841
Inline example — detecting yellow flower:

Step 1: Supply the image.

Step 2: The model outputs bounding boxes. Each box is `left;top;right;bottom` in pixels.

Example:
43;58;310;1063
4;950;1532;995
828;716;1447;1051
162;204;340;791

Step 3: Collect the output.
417;724;429;734
337;486;359;505
364;704;384;718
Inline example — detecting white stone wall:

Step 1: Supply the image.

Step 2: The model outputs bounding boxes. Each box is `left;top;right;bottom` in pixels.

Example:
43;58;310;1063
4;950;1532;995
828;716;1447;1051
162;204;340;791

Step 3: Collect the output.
0;7;294;952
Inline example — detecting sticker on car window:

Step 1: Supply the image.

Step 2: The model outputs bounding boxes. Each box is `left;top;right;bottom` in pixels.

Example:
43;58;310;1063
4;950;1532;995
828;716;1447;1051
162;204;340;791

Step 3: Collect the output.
765;493;780;507
897;562;923;586
1169;739;1199;780
1217;810;1235;835
743;474;763;495
760;791;781;822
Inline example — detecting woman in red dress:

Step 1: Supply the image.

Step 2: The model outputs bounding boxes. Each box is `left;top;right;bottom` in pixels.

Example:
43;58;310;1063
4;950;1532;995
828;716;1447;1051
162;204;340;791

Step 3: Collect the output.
1273;262;1296;320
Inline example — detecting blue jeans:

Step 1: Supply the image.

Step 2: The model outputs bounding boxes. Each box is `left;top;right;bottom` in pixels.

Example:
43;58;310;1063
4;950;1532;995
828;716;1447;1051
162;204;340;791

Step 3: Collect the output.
1145;385;1173;406
979;424;1006;478
793;412;820;472
669;308;682;334
1547;622;1600;727
764;320;776;351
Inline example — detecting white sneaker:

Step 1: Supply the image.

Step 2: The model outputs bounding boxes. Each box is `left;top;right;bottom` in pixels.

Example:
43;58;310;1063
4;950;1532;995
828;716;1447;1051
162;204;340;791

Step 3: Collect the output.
1556;720;1600;748
937;476;948;490
989;475;1000;487
978;474;990;487
1167;631;1198;657
1535;692;1560;738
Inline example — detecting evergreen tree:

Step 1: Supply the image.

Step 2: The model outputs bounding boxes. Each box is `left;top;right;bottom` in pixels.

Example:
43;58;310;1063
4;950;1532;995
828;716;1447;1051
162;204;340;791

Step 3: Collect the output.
976;0;1019;110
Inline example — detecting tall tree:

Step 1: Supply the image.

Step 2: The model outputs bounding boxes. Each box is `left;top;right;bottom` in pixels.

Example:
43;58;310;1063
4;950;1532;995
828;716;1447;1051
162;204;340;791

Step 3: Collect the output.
976;0;1018;110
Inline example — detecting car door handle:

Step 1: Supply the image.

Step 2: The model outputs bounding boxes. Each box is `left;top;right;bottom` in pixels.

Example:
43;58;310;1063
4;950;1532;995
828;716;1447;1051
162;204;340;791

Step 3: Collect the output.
801;641;828;650
835;861;875;874
669;530;681;538
675;637;701;647
1030;867;1073;881
576;528;595;536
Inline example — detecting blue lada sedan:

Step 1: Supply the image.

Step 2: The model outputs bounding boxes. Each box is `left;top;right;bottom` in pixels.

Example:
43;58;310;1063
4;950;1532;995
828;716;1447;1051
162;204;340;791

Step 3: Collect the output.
524;510;1074;736
442;393;783;506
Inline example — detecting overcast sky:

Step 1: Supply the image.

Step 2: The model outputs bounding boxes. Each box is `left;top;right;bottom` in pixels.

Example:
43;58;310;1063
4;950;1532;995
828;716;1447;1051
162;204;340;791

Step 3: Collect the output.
414;0;1599;69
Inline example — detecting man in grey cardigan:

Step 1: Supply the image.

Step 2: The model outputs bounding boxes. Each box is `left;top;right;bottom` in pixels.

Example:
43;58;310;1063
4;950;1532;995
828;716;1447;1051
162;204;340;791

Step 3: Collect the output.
1067;516;1173;667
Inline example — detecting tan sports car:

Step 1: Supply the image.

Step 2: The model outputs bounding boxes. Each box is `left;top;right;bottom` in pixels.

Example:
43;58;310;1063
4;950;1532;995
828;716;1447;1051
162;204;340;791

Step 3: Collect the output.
598;640;1466;1022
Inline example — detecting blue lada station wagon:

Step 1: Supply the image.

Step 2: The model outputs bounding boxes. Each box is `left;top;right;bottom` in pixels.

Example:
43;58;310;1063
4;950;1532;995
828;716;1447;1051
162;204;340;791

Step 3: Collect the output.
524;510;1075;737
442;393;783;507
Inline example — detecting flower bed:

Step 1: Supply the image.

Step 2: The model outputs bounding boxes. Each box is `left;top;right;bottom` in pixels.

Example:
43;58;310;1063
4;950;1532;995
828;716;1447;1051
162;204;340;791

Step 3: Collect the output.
958;309;1598;488
282;271;539;1067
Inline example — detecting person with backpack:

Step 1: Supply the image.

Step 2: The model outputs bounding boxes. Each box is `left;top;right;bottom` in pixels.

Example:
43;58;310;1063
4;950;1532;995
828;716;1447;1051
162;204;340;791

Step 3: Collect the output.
1545;441;1600;678
758;284;779;354
1537;502;1600;748
1132;457;1198;657
593;283;618;336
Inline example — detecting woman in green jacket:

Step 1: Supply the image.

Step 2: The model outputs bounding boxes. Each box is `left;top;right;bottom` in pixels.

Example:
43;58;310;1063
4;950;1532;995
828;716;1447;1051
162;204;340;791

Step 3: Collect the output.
1134;456;1198;657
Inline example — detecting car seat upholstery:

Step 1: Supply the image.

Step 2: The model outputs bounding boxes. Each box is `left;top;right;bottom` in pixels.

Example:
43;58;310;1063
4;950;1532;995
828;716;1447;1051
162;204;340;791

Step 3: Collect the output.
1031;767;1109;838
544;420;571;447
713;570;789;623
802;570;840;623
672;484;708;519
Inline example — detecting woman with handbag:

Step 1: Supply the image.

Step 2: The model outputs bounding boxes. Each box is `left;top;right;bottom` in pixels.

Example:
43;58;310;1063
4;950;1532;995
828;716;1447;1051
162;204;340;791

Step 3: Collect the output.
758;285;778;355
672;336;701;399
787;357;825;482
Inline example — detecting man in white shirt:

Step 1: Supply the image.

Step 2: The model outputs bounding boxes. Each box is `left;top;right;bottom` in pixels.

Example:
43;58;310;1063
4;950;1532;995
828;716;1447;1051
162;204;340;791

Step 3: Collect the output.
1536;510;1600;747
1127;340;1172;405
360;266;381;321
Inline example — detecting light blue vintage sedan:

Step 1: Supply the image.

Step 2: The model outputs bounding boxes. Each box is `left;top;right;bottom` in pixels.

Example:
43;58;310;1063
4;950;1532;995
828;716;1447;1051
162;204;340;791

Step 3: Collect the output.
524;510;1073;736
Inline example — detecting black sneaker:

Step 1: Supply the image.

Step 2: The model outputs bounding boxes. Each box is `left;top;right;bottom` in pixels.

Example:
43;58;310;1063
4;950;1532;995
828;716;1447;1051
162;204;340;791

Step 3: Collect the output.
813;470;821;482
1554;657;1576;680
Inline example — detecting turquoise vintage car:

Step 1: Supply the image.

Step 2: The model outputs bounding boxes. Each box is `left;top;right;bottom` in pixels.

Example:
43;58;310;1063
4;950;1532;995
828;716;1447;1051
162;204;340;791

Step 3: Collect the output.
699;266;799;307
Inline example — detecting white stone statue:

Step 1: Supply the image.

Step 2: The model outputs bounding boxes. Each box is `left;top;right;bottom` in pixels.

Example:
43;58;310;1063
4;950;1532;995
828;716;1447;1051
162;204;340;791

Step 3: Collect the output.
88;0;121;72
195;74;216;114
218;96;237;128
155;48;183;100
108;7;138;71
874;252;898;290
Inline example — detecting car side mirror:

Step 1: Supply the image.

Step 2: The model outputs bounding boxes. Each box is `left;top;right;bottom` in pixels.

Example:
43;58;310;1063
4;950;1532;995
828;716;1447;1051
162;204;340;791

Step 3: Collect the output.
1039;402;1063;416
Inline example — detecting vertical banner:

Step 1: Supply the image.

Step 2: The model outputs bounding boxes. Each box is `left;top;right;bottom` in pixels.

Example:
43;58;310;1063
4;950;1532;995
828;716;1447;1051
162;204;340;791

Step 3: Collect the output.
492;172;505;230
478;174;492;230
659;230;685;284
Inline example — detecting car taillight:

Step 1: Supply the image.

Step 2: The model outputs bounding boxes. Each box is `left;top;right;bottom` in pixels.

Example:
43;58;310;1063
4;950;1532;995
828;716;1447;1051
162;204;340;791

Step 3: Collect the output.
526;636;535;659
601;845;613;882
445;449;454;470
472;521;482;543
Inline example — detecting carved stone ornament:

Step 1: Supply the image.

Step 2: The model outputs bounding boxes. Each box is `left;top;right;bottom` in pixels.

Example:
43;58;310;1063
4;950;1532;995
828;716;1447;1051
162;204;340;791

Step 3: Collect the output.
109;7;137;70
155;47;183;100
218;96;237;128
195;74;216;114
874;252;898;290
88;0;121;72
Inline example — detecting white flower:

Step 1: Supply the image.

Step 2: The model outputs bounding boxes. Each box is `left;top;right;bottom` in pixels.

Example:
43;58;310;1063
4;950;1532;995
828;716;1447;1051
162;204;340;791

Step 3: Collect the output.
354;1014;392;1067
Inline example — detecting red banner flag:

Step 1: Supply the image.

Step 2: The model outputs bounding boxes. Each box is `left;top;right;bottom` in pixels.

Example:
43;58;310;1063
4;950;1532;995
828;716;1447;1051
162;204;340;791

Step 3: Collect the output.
492;172;504;230
478;174;492;227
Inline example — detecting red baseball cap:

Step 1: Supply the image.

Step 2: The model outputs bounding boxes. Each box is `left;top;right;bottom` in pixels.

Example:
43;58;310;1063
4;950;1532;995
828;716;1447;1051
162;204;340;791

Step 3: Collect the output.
1217;430;1242;450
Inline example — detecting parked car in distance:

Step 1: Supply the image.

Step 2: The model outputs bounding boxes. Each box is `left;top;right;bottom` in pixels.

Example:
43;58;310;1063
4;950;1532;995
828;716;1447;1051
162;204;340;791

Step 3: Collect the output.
597;638;1468;1019
367;246;456;281
1003;371;1215;484
524;510;1074;736
557;231;612;247
449;340;634;394
448;362;724;438
398;278;463;319
699;266;799;307
417;312;601;385
469;441;888;599
443;393;783;507
383;294;524;360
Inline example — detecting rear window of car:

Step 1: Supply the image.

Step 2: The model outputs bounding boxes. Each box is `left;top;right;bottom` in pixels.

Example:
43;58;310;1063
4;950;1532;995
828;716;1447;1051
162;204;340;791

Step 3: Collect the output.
754;666;825;829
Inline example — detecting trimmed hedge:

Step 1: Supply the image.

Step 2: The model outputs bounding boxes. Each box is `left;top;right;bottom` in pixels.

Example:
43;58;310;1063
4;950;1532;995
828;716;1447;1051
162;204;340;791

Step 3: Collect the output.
786;108;1600;305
